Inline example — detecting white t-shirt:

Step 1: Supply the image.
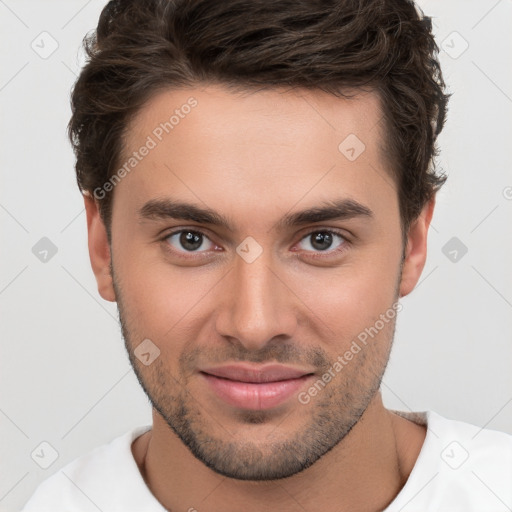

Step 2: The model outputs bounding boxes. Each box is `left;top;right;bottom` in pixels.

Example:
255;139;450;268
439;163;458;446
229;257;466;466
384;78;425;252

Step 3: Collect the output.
21;411;512;512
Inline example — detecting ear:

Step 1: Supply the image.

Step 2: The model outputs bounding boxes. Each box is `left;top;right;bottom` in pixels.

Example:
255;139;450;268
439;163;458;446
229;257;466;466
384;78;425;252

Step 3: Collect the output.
399;197;436;297
83;194;116;302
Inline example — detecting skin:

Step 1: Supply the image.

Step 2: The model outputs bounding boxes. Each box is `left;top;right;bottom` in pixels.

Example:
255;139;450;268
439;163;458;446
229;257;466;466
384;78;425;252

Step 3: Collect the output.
84;84;433;512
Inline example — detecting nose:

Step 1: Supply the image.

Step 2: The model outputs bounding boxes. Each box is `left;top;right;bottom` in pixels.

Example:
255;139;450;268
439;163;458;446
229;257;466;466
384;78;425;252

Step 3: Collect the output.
215;247;298;352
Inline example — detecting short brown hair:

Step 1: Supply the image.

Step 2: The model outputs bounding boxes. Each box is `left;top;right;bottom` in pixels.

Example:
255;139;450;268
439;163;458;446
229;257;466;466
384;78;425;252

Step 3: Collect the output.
69;0;449;240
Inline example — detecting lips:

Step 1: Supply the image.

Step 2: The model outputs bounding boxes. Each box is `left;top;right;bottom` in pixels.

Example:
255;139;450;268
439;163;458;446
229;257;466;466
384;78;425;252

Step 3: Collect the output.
199;363;315;410
200;363;312;383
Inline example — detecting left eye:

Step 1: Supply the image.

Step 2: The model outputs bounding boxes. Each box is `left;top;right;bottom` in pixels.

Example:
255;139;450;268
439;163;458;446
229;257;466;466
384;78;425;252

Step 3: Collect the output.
297;230;346;252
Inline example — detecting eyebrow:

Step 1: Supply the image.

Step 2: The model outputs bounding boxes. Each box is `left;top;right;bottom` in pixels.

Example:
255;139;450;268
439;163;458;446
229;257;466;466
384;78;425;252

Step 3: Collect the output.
138;197;374;232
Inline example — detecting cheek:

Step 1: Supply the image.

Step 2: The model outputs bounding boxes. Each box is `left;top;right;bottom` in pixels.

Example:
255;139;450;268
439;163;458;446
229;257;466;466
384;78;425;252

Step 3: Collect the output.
114;243;222;341
291;255;400;342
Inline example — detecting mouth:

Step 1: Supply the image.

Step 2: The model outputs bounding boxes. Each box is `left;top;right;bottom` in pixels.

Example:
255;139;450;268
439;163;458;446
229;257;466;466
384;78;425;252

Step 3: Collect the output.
199;363;316;410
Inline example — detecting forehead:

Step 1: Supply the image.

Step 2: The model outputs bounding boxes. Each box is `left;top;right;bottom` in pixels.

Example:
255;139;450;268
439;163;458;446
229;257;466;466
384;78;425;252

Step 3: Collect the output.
115;84;396;228
126;84;386;156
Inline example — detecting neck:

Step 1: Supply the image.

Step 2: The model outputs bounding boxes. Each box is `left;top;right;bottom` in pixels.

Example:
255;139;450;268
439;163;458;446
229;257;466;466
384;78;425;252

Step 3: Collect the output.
132;393;426;512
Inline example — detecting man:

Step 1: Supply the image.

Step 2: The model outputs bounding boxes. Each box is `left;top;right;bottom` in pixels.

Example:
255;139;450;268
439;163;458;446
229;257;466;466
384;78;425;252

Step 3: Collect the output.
22;0;512;510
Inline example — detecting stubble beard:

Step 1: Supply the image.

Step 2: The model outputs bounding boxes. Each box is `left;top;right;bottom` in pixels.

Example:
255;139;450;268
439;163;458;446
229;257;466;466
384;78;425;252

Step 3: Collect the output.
112;266;398;481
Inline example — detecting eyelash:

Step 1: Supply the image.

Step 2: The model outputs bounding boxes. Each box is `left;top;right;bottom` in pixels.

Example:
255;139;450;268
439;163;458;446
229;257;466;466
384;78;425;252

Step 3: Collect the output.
160;228;350;261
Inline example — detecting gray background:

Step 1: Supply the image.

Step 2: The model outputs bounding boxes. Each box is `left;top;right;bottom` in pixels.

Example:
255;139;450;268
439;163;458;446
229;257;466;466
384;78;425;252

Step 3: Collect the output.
1;0;511;510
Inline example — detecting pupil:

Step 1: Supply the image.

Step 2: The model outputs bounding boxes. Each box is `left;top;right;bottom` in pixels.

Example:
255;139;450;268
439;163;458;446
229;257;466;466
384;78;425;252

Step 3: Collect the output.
180;231;202;251
311;232;332;251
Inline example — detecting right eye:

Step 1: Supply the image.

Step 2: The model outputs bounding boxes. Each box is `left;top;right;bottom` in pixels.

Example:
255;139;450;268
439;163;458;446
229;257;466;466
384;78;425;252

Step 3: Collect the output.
163;229;218;256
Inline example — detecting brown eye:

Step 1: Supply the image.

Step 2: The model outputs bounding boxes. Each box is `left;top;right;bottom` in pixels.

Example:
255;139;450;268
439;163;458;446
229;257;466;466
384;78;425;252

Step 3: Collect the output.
165;230;215;253
297;230;346;253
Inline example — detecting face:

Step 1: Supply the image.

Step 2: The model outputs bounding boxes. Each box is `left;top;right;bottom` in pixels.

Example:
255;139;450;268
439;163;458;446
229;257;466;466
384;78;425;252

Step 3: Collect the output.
87;84;431;480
